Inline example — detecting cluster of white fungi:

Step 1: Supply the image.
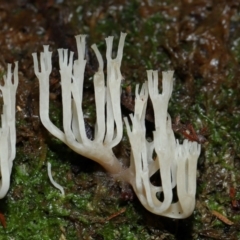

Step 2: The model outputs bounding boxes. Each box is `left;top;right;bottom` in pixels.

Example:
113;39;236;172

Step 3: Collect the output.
0;33;200;218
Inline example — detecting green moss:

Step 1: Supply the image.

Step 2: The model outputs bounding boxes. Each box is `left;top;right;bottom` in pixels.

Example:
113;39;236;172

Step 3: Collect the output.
99;223;141;240
49;101;63;130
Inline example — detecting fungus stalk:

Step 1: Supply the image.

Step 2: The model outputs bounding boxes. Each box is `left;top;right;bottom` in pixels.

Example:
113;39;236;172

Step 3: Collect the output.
0;63;18;199
33;34;201;218
47;162;65;196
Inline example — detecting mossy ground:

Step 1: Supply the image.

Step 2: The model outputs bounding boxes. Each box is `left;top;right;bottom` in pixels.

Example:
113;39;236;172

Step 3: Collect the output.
0;0;240;239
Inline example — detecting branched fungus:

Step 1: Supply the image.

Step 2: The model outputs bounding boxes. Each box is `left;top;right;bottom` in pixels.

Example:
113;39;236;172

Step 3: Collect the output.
33;34;201;218
0;63;18;199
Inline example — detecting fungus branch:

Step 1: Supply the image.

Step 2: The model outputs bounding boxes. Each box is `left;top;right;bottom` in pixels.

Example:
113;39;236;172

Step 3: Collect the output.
32;33;127;174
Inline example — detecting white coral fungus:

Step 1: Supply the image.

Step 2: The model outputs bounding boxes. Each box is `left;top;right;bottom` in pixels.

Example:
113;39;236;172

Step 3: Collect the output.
0;63;18;199
33;33;201;218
